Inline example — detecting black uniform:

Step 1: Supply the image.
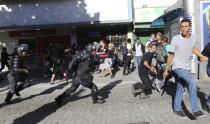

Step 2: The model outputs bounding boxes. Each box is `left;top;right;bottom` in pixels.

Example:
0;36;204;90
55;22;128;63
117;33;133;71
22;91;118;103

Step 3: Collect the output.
55;48;103;106
201;42;210;77
138;52;155;96
5;44;29;103
0;47;10;71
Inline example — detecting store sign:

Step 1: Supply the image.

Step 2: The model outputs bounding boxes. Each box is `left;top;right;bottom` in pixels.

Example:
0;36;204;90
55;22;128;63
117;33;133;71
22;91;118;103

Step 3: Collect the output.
9;29;56;37
201;1;210;48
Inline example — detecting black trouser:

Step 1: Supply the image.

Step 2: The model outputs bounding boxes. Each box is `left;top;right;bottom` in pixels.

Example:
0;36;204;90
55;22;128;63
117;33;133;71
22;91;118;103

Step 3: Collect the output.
0;61;9;71
122;54;127;65
5;73;27;102
44;63;53;76
139;73;153;95
7;73;26;93
56;77;99;103
123;55;131;74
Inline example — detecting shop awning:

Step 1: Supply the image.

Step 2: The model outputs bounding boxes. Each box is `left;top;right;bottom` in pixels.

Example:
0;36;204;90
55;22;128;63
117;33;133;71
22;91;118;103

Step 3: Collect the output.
151;8;183;27
134;24;152;29
134;23;163;29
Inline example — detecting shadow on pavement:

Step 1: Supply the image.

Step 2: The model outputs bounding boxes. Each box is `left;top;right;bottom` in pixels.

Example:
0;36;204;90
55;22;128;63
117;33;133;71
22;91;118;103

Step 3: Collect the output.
98;79;122;100
55;79;123;106
197;88;210;113
0;82;69;109
12;89;85;124
11;80;122;124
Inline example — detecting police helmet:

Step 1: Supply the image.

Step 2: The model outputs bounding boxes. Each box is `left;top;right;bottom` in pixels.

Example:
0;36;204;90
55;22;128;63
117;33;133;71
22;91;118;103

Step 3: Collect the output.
80;50;90;61
85;43;96;52
17;44;29;55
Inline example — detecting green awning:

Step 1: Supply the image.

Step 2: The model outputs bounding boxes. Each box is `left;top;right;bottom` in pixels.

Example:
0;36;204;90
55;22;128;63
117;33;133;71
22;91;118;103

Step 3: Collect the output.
134;23;163;29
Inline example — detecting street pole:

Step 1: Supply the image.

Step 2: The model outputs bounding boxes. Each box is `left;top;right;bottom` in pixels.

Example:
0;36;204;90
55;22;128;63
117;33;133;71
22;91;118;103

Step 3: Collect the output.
183;0;199;78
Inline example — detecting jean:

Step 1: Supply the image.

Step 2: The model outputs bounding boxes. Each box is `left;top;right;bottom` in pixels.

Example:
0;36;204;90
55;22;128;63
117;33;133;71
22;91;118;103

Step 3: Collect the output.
123;55;131;74
135;56;142;67
207;95;210;106
173;68;200;112
207;66;210;77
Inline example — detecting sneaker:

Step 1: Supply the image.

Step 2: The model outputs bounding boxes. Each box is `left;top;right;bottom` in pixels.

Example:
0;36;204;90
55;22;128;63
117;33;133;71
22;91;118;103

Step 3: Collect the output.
50;82;55;85
93;99;105;104
139;93;150;99
193;111;206;118
173;111;187;118
154;83;162;93
15;91;20;97
5;92;14;104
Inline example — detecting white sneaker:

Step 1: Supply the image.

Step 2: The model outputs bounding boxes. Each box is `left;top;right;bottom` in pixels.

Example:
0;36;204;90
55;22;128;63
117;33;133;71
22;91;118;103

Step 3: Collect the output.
154;79;164;93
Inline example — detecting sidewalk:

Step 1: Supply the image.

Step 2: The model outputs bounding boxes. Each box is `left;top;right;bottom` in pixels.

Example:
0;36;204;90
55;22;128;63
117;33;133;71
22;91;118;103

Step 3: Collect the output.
0;68;210;124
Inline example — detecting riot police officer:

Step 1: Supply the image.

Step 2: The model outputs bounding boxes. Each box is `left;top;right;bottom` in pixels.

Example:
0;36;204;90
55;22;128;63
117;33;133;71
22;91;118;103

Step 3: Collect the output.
55;43;104;106
5;44;29;103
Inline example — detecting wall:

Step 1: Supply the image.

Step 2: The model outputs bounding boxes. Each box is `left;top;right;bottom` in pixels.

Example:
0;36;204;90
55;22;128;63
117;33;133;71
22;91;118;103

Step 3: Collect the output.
0;0;132;28
133;0;179;23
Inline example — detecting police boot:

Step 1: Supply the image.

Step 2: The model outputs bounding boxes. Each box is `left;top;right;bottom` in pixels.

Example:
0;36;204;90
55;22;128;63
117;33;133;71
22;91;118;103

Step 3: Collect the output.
132;83;143;97
55;93;67;106
15;84;24;96
139;89;151;99
92;93;104;104
5;92;14;104
91;84;104;104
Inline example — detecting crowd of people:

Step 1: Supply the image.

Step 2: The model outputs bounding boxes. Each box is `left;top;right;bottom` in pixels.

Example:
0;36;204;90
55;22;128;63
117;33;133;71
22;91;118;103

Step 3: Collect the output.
0;18;210;119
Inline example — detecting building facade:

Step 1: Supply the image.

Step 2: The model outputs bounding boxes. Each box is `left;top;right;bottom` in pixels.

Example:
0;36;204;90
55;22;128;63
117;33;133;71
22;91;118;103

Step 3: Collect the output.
0;0;133;65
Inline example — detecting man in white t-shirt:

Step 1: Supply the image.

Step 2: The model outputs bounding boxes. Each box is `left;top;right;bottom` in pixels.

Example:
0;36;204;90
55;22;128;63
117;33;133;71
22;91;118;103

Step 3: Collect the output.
123;38;132;75
135;39;143;67
163;18;208;119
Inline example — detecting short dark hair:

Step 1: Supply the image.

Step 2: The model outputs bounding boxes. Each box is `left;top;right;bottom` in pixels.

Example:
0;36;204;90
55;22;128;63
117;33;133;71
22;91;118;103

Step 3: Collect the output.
127;38;131;43
149;42;157;48
156;32;162;37
2;47;7;51
161;36;168;43
181;18;191;26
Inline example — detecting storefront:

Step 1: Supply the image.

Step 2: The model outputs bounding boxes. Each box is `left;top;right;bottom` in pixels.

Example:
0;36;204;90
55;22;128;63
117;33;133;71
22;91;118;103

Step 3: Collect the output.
76;24;129;47
0;28;71;65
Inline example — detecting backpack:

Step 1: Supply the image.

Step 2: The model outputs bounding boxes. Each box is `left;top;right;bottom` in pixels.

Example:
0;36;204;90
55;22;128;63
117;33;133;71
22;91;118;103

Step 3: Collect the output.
155;44;167;63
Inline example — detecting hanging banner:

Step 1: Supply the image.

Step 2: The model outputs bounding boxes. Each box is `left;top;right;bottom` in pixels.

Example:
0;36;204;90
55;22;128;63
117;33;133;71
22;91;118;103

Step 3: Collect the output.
201;1;210;48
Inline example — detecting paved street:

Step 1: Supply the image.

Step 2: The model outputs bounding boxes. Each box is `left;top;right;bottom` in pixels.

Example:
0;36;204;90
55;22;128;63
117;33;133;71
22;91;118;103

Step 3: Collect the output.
0;68;210;124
